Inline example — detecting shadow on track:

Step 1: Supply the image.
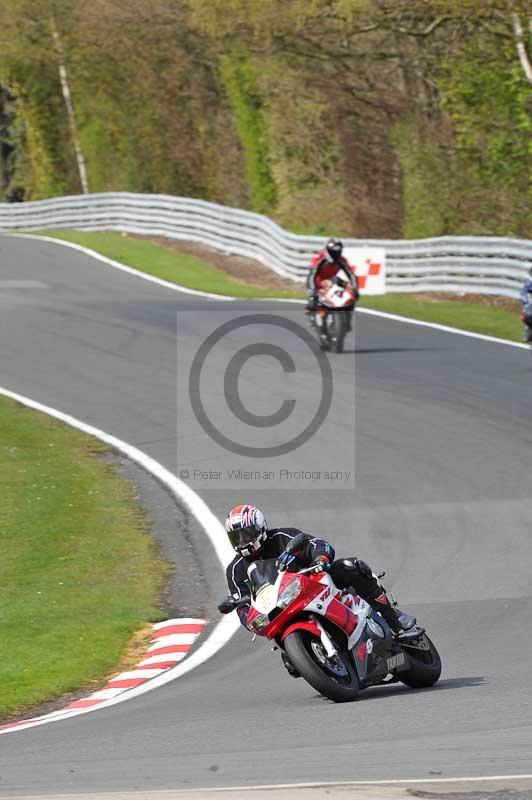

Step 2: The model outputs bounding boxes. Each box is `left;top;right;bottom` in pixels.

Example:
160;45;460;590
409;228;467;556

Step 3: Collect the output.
355;675;486;702
345;346;446;355
293;676;486;708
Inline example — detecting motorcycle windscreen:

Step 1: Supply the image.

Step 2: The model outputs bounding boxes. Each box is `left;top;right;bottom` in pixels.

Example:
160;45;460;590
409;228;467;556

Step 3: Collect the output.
247;559;279;613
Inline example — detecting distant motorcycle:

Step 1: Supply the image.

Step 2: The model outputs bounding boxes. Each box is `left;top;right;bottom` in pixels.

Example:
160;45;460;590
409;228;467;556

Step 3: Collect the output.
521;300;532;350
313;273;357;353
219;534;441;703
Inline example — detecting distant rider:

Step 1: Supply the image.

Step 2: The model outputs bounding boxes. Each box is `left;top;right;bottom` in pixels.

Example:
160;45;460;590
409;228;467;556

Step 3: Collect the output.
306;238;359;326
220;504;416;674
520;267;532;343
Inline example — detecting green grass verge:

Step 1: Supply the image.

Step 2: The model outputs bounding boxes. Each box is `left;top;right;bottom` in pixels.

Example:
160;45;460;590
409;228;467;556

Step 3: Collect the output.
359;294;522;343
27;230;523;342
0;396;168;719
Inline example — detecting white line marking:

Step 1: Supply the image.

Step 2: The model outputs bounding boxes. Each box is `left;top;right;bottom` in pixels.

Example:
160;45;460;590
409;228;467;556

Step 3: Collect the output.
8;232;527;350
0;386;239;735
0;279;49;289
179;774;532;792
148;633;198;647
107;669;163;681
138;654;185;667
251;299;528;349
357;306;529;349
89;688;127;700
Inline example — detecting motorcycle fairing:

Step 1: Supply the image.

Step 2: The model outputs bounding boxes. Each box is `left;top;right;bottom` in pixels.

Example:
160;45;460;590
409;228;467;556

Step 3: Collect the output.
244;561;411;685
318;281;356;310
280;619;321;642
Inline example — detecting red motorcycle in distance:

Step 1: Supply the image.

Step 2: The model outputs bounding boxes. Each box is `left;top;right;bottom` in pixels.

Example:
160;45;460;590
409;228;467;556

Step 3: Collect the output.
219;534;441;703
314;273;357;353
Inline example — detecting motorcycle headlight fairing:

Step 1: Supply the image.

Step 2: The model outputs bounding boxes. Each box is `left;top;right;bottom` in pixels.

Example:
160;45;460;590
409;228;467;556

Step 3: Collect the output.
250;613;270;632
278;578;302;609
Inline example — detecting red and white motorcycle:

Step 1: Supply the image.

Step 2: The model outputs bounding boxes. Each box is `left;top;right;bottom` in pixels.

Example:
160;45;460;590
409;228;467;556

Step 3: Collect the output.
220;535;441;702
313;272;357;353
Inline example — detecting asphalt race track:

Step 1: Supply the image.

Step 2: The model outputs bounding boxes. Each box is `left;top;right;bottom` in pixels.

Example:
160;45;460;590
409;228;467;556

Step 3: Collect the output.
1;235;531;795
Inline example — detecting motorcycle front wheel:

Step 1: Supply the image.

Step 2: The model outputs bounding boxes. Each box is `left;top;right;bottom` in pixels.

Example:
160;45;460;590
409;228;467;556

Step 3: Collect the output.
284;630;359;702
328;311;348;353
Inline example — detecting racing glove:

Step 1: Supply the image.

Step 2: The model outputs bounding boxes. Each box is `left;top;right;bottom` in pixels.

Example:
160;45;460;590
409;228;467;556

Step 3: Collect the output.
311;555;331;573
305;292;318;313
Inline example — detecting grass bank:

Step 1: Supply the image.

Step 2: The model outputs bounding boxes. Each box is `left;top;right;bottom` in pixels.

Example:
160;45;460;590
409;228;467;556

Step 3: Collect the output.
0;395;167;720
26;230;522;342
361;293;522;343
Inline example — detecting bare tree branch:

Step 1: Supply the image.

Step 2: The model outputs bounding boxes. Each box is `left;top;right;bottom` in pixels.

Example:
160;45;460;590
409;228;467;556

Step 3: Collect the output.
510;10;532;83
50;16;89;193
396;15;451;38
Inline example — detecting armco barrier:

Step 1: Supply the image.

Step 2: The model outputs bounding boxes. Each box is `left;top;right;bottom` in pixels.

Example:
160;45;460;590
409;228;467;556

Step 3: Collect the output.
0;192;530;298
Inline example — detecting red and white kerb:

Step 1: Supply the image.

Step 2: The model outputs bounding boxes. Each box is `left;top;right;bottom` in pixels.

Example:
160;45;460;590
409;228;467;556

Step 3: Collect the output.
0;617;206;733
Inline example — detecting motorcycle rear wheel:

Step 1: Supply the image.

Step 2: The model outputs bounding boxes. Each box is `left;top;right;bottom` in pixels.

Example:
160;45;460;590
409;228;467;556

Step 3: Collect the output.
284;630;359;702
399;634;441;688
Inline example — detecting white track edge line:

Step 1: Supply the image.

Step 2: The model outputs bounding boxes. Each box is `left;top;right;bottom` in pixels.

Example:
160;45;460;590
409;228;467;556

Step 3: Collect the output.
356;306;529;349
7;233;236;301
12;773;532;798
9;233;528;349
0;386;239;735
180;774;532;792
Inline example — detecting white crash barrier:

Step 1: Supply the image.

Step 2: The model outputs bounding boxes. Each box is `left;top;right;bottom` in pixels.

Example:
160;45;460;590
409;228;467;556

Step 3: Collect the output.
0;192;530;298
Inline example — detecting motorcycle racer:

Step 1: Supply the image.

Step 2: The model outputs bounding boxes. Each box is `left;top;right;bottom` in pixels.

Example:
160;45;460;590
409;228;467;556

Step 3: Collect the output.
520;267;532;343
222;504;416;641
306;238;359;318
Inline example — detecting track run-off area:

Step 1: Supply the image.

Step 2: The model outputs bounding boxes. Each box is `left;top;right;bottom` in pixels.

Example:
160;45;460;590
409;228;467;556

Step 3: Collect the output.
0;234;531;797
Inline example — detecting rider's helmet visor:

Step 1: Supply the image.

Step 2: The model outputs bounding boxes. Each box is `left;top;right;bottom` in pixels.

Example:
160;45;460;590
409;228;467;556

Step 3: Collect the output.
228;526;257;550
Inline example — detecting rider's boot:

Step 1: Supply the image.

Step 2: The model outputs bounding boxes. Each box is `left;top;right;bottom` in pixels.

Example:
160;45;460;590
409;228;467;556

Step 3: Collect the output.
370;591;417;636
330;558;417;637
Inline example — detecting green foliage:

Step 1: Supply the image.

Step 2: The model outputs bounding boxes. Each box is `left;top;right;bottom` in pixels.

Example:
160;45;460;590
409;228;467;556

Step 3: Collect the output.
16;85;69;199
219;54;277;213
262;60;348;231
392;119;451;238
442;44;531;177
0;1;79;199
0;63;70;199
391;13;532;237
438;40;532;234
0;0;530;237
